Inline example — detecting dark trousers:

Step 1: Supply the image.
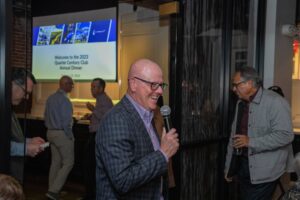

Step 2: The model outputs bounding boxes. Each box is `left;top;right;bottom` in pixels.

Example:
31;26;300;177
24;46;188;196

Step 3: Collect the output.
83;132;96;199
238;156;278;200
10;157;24;184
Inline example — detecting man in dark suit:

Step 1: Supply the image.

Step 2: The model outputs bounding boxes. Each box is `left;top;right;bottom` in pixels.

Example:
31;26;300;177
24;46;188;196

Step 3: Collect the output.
95;58;179;199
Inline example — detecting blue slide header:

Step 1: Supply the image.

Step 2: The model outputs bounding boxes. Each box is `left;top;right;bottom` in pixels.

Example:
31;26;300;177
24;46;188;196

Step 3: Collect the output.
33;19;116;46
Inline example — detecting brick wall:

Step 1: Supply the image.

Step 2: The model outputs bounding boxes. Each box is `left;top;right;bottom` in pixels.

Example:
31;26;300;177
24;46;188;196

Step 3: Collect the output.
11;7;32;69
12;4;33;113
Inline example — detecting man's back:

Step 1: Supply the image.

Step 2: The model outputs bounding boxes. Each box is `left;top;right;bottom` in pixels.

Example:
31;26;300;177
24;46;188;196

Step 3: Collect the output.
45;90;71;122
44;89;73;138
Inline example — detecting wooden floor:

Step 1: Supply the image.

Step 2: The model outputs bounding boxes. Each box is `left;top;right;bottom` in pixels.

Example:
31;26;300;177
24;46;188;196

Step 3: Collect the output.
21;171;292;200
23;174;85;200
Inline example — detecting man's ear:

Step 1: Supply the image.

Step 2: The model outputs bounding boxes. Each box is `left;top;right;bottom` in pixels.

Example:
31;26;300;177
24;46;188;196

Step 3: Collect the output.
100;86;104;93
248;79;254;87
128;78;137;92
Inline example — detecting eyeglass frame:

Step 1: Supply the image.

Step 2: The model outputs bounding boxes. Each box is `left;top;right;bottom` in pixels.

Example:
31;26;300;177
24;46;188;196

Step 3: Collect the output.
13;80;31;97
231;80;247;88
133;76;168;90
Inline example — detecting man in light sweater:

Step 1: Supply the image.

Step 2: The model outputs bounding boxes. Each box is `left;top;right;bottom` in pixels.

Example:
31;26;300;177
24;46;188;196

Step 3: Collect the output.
44;76;74;200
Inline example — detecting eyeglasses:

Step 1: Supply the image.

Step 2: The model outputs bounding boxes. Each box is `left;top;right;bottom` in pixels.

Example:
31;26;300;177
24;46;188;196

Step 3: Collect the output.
14;81;31;97
134;77;168;90
231;80;246;88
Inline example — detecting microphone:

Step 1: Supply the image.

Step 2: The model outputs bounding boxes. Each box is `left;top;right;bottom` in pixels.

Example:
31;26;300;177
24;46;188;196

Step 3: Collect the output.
160;105;172;132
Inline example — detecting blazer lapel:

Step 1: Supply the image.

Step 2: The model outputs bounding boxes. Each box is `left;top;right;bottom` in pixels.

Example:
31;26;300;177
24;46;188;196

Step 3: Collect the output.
121;96;155;151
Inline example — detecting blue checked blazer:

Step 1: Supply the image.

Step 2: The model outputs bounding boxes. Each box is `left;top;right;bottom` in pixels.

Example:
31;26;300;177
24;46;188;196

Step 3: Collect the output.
95;96;168;200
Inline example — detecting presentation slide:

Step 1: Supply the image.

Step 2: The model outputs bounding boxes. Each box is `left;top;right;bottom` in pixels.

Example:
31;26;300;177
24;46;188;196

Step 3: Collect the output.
32;8;117;81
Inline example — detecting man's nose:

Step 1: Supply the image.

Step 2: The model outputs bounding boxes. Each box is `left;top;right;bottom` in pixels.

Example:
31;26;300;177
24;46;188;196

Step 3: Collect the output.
157;86;163;94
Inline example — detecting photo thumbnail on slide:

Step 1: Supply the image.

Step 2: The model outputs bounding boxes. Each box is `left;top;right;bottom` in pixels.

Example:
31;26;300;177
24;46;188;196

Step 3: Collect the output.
36;26;52;45
62;23;76;44
49;24;64;45
74;22;91;43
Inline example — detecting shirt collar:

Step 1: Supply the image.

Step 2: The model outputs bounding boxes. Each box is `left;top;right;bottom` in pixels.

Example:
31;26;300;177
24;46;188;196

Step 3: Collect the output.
126;94;153;125
249;88;259;102
57;89;68;97
96;92;105;98
250;87;263;104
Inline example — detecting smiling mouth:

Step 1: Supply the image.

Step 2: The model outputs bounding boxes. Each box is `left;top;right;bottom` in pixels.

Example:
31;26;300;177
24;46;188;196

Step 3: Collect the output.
151;95;160;101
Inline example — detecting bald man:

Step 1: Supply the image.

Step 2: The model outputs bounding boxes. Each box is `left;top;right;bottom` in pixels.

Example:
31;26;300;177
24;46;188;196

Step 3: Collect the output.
95;59;179;199
44;76;74;200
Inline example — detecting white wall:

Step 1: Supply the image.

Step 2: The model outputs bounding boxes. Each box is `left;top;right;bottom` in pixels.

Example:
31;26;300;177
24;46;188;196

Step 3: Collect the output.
264;0;300;126
118;3;170;103
264;0;296;104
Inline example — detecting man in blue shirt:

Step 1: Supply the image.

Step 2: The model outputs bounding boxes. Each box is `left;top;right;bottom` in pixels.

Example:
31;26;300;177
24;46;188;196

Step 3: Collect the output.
44;76;74;200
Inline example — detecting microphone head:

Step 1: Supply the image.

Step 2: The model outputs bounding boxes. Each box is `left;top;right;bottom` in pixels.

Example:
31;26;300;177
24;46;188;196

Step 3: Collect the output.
160;105;171;116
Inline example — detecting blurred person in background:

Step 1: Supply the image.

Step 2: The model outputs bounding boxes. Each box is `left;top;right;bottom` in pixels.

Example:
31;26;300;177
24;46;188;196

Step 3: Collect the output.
81;78;113;200
44;76;74;200
11;68;46;183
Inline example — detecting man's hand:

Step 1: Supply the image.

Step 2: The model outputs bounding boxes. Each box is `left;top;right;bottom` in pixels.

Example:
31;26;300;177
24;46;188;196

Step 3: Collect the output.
233;134;249;148
27;137;45;145
86;102;95;111
81;113;92;120
224;173;233;182
26;137;45;157
160;128;179;159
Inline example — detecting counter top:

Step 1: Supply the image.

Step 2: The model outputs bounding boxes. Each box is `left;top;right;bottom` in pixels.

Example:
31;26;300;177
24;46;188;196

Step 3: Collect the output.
16;113;90;125
294;128;300;135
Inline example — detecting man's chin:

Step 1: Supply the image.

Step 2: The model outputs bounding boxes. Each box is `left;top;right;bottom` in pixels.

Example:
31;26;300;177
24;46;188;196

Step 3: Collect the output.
149;104;157;111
